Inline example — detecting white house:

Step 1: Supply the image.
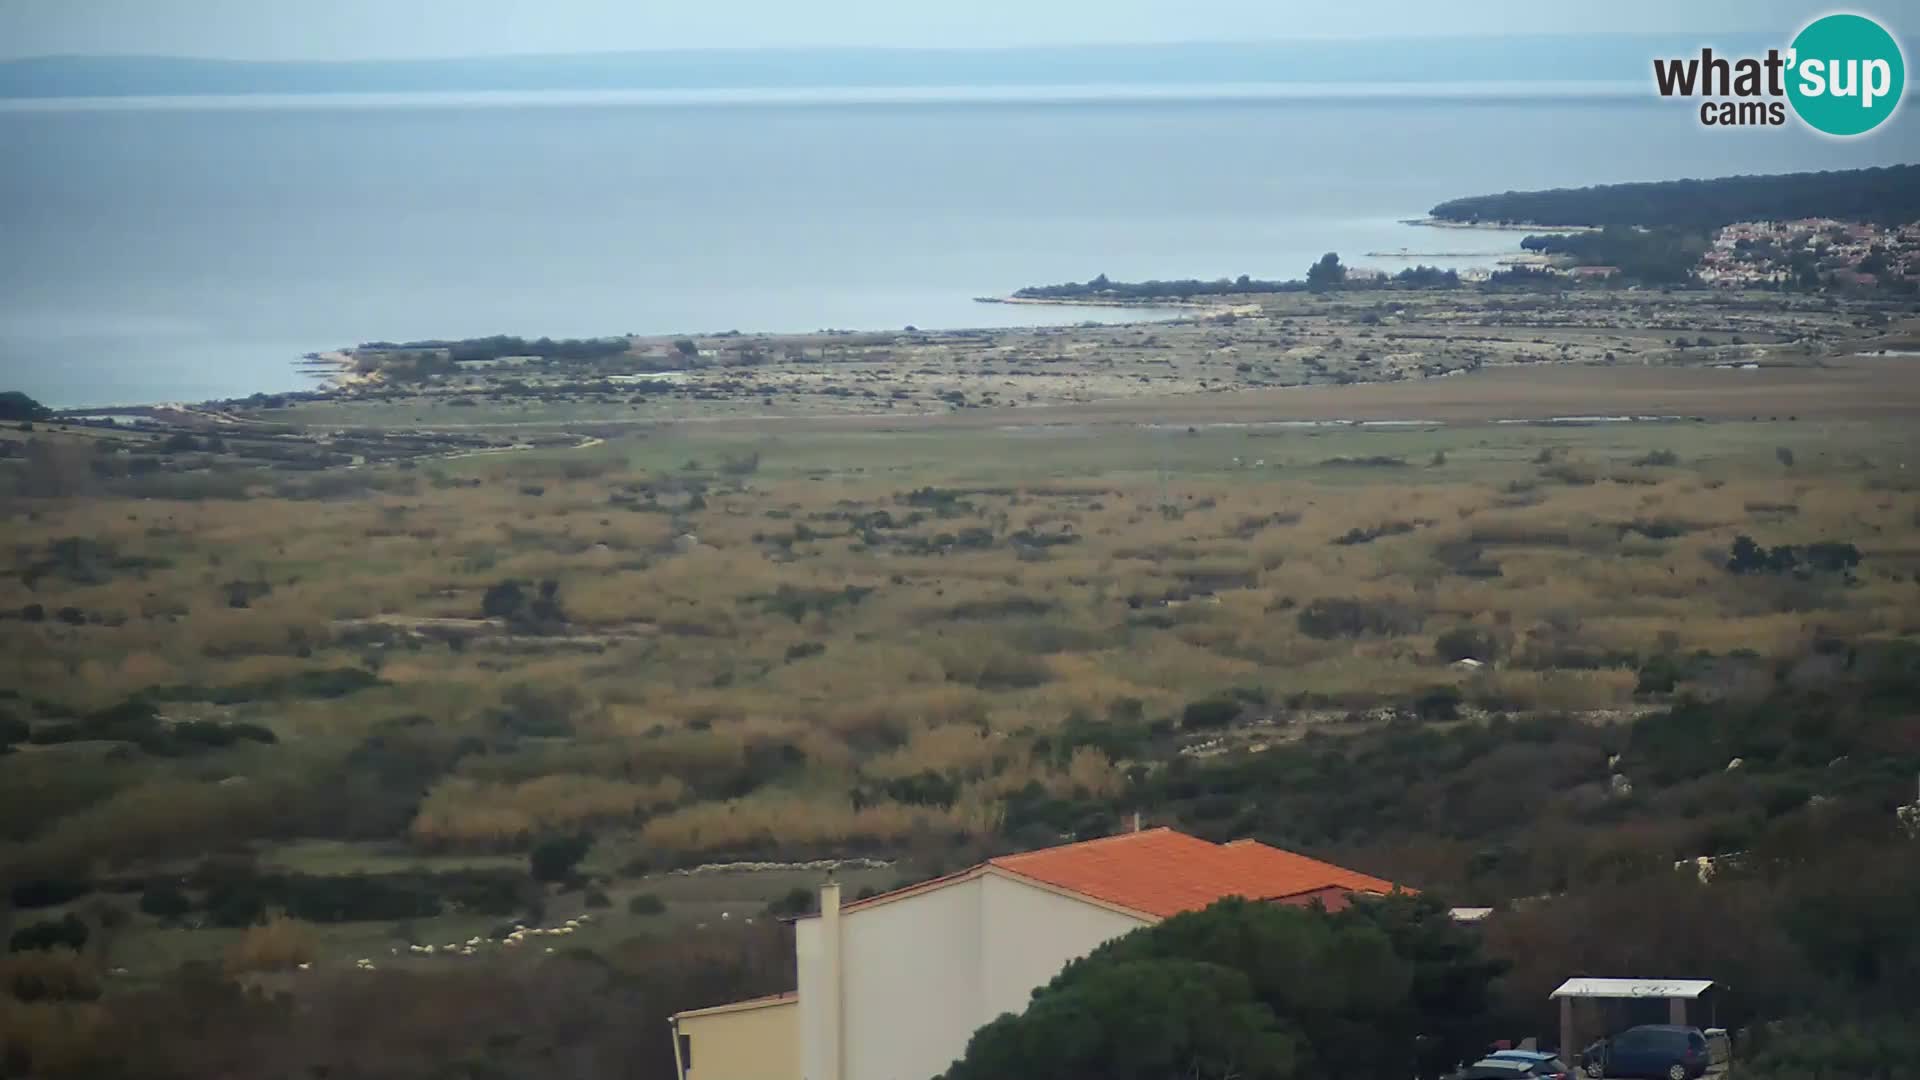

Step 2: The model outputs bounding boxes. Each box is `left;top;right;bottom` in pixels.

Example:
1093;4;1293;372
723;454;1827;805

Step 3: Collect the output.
674;827;1406;1080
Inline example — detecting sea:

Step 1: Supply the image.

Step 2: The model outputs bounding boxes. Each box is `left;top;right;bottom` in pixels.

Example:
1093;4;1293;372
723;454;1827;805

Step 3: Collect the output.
2;82;1916;407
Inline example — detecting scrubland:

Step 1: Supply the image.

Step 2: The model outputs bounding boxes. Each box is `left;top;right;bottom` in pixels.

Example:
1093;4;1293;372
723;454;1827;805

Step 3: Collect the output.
5;413;1917;874
3;369;1920;1078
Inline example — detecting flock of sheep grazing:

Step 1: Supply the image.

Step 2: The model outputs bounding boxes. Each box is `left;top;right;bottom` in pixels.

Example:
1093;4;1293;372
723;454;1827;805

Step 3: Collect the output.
295;916;605;972
402;914;597;959
314;907;764;972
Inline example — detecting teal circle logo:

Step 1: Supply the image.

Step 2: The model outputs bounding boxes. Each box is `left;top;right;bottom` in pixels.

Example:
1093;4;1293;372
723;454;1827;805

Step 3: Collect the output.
1787;13;1905;136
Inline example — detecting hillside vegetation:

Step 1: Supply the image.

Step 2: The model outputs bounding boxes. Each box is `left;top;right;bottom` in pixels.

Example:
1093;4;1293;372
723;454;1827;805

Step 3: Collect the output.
1430;165;1920;227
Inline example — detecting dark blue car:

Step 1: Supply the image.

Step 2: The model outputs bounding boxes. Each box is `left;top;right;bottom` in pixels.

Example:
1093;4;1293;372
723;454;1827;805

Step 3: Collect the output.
1581;1025;1711;1080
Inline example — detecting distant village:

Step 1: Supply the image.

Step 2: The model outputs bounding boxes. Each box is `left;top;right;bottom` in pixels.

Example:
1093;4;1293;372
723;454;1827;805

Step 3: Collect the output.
1699;218;1920;289
1375;218;1920;291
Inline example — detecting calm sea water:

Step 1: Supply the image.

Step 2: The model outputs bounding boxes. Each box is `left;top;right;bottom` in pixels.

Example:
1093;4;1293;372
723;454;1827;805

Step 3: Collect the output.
2;86;1915;407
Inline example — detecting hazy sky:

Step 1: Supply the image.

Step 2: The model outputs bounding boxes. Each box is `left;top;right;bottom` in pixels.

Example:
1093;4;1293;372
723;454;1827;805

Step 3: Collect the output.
0;0;1858;60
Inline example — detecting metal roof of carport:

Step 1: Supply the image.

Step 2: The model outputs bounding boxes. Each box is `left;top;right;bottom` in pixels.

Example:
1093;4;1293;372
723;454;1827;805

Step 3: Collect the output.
1550;978;1715;999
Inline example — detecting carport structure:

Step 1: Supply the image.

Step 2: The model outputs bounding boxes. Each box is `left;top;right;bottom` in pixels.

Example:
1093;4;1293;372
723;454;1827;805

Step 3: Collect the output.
1551;978;1714;1067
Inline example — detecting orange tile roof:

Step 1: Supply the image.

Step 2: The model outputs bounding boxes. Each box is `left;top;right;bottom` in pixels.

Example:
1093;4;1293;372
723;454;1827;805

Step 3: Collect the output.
985;828;1405;919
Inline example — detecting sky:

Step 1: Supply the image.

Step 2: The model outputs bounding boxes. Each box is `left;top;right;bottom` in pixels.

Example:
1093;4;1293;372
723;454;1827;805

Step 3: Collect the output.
0;0;1864;60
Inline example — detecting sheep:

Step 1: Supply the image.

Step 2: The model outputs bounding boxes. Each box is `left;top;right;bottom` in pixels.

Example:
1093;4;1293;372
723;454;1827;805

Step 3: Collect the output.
296;963;312;971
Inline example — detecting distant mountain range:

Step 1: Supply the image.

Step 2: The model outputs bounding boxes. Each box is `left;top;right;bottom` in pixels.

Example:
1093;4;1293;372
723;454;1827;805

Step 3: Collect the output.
0;36;1777;98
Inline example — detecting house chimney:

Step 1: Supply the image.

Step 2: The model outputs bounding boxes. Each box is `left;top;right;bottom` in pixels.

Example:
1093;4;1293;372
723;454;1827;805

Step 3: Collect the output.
819;881;844;1080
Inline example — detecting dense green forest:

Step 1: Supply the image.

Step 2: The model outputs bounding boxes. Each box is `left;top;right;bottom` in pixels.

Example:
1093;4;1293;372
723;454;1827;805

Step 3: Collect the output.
1519;226;1711;283
1429;165;1920;228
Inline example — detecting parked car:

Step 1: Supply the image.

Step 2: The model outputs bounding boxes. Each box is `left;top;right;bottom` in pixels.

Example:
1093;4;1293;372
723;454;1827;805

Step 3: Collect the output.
1448;1056;1572;1080
1580;1025;1712;1080
1488;1049;1574;1080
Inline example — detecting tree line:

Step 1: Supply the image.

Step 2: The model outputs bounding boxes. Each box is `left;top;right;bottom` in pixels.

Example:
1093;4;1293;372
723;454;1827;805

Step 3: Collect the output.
1013;256;1461;301
354;335;629;363
1430;164;1920;228
1519;226;1711;284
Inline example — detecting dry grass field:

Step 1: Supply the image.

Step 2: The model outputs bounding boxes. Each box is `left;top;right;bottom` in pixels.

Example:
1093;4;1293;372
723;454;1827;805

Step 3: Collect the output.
6;400;1918;886
5;291;1920;989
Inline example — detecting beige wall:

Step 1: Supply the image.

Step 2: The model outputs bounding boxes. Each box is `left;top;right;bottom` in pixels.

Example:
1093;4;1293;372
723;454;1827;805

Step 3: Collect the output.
797;871;1149;1080
680;999;798;1080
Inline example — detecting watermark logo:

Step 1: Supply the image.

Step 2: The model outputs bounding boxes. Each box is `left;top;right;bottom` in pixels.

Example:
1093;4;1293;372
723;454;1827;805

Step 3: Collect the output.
1653;12;1905;135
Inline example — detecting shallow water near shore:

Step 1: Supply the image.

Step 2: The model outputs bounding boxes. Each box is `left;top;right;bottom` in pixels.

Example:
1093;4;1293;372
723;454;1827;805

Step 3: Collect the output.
2;85;1914;407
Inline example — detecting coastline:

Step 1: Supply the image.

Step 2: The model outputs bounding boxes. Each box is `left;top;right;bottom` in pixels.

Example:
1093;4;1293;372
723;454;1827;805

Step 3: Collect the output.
972;295;1248;315
300;349;382;391
1401;217;1598;233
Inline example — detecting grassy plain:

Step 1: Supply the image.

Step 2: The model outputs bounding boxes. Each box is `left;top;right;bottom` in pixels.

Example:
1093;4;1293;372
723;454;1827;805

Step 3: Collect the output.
4;291;1919;981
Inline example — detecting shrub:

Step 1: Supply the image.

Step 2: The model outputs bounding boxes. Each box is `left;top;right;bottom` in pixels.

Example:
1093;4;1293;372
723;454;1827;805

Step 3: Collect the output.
766;887;816;917
281;874;442;923
493;683;585;738
1181;697;1242;731
1434;626;1498;663
1332;521;1421;546
529;835;593;883
627;894;667;916
411;775;680;848
584;888;611;909
0;710;27;746
1739;1016;1920;1079
944;647;1052;690
1413;686;1464;722
1297;597;1422;639
224;915;318;975
1;948;100;1003
1728;536;1862;576
137;885;192;921
205;884;267;928
8;879;91;911
438;871;524;917
482;580;526;620
1636;655;1684;695
8;916;88;954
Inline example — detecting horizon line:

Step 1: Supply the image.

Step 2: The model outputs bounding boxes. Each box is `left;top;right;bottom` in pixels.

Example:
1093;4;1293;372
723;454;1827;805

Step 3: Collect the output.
0;32;1784;66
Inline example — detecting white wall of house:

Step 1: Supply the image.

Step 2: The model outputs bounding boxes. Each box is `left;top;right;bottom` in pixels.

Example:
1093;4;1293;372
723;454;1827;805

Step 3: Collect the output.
979;873;1148;1023
797;872;1148;1080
